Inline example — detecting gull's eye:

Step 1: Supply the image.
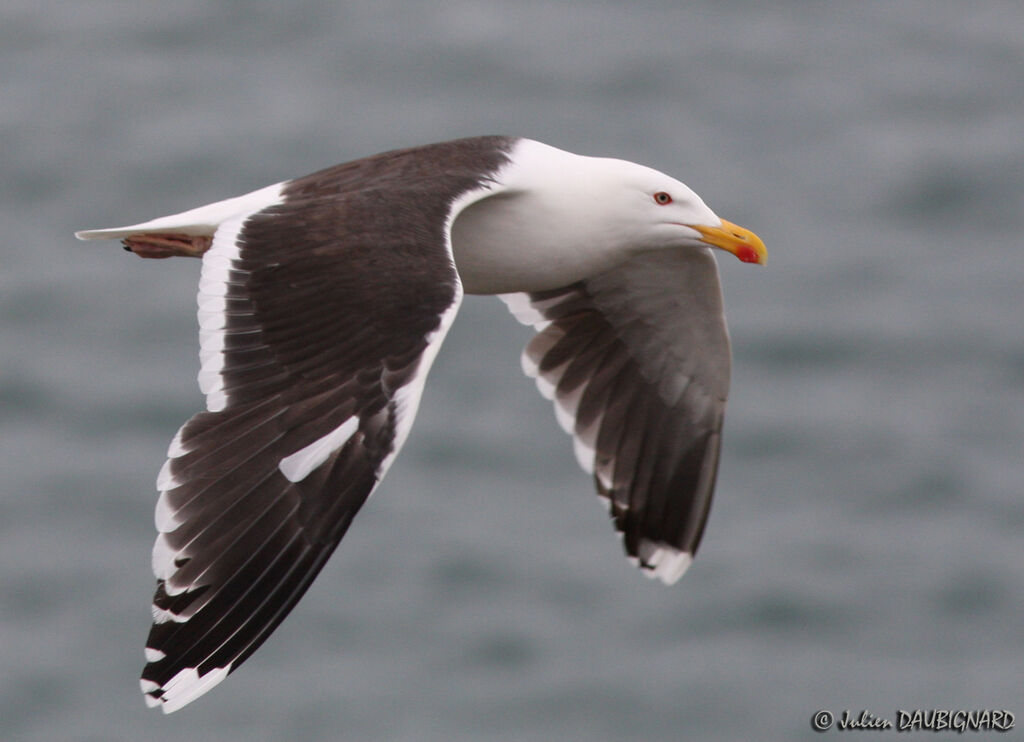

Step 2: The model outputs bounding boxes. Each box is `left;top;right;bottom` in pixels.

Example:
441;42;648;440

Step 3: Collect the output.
653;191;673;205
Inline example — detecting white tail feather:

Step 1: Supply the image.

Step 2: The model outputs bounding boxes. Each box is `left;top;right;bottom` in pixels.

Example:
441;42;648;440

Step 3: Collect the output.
74;182;284;240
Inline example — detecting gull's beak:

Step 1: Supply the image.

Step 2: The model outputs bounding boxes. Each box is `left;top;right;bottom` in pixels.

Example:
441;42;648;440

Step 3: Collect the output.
690;219;767;265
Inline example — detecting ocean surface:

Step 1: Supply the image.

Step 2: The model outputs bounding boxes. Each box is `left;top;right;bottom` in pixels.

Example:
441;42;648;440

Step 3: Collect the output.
3;2;1022;740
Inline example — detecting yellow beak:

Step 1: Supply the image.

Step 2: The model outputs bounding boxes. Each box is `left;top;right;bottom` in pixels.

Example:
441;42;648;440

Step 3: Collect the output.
690;219;767;265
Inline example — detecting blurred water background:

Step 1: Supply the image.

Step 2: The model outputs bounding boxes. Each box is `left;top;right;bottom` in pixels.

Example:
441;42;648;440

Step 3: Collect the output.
2;2;1022;740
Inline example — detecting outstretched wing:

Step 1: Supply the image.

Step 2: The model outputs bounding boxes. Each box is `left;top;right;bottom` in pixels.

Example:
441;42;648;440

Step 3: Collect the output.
139;187;464;712
501;248;731;584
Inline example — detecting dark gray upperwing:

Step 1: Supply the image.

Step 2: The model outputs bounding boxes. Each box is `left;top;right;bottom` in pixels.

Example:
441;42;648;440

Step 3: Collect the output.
501;248;731;584
141;185;470;712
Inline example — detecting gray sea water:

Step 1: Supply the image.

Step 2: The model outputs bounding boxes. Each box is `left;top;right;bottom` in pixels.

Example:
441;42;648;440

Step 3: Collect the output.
3;2;1022;740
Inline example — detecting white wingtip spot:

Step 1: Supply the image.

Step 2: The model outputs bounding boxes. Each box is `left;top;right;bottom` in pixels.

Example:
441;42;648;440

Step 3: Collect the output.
140;679;162;708
145;647;167;662
157;664;231;713
278;417;359;483
151;604;187;624
162;577;190;597
637;540;693;585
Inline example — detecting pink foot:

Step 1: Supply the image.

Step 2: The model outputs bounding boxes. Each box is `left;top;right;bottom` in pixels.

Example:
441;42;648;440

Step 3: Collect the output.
122;233;212;259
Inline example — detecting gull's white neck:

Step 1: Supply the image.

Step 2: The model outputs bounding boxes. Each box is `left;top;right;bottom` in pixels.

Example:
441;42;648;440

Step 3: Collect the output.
450;140;648;295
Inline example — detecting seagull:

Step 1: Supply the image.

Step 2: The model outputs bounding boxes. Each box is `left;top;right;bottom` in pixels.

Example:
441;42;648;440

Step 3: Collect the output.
76;135;766;713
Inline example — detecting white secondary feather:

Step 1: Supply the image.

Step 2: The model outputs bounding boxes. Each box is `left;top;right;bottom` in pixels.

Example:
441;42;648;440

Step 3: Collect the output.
166;426;189;458
153;490;182;532
380;293;462;482
155;458;181;491
196;205;258;412
153;423;190;533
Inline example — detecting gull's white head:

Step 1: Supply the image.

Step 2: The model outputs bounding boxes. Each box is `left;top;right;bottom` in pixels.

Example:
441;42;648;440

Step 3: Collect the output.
568;154;768;265
451;139;766;294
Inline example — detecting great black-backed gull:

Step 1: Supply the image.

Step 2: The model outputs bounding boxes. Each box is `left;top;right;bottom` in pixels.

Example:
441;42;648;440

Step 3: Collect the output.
76;135;766;713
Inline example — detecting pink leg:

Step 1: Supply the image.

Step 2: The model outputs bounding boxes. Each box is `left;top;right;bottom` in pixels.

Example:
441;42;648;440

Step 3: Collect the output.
122;233;213;259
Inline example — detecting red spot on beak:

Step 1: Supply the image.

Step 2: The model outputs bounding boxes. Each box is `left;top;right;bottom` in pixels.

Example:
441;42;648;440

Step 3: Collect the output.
735;245;760;264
